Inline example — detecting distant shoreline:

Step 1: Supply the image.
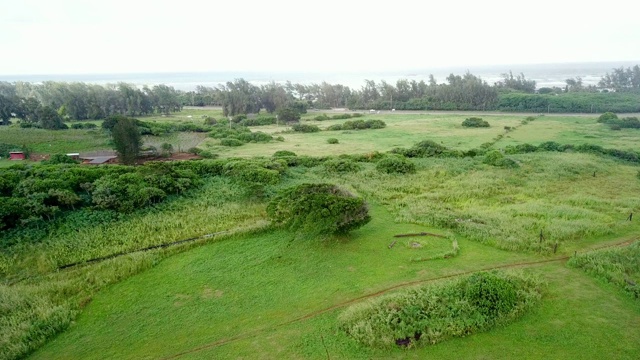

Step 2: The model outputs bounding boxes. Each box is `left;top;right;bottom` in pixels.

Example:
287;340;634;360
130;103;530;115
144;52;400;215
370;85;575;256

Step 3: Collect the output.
2;61;638;91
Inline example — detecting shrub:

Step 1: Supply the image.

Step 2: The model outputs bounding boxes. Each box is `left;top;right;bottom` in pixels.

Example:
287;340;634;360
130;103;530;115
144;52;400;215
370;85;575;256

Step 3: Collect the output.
273;150;297;157
339;271;541;349
483;150;519;168
597;112;618;123
220;138;244;147
376;155;416;174
314;114;330;121
292;124;320;133
267;183;371;235
42;154;79;165
323;158;361;173
327;138;339;144
326;124;344;131
331;114;352;120
391;140;447;158
462;117;490;128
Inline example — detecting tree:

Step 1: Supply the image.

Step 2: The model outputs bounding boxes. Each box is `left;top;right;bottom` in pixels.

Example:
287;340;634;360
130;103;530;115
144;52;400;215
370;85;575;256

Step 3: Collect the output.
111;117;142;165
267;183;371;235
277;106;301;123
37;105;67;129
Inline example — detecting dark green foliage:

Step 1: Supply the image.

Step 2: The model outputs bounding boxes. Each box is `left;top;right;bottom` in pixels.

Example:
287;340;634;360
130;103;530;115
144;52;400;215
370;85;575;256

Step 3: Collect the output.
497;92;640;113
462;117;490;128
209;124;273;146
220;138;244;147
483;151;519;168
339;271;541;349
504;143;538;154
70;122;98;129
91;172;167;212
391;140;447;158
597;112;619;123
327;138;339;144
242;116;276;126
314;114;330;121
0;143;30;159
42;154;79;165
292;124;320;133
267;183;371;235
236;131;273;143
277;106;301;123
326;119;387;131
537;141;564;152
376;155;416;174
273;150;297;158
331;113;353;120
111;117;142;165
232;114;247;123
323;158;361;173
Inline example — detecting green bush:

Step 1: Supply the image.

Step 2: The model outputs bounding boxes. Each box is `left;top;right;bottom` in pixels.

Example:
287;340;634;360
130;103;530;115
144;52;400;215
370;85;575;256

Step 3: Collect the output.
273;150;297;158
326;124;344;131
267;183;371;235
462;117;490;128
339;271;541;349
323;158;361;173
391;140;447;158
327;138;339;144
597;112;618;123
314;114;330;121
42;154;79;165
219;138;244;146
292;124;320;133
376;155;416;174
483;150;519;168
331;114;352;120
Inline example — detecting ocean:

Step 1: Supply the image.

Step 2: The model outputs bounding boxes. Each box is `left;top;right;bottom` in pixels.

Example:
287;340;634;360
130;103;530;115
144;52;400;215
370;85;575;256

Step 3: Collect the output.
1;61;638;91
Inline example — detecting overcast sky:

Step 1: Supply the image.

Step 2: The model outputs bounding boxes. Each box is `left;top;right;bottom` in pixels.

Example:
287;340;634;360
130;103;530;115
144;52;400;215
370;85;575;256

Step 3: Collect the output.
1;0;639;75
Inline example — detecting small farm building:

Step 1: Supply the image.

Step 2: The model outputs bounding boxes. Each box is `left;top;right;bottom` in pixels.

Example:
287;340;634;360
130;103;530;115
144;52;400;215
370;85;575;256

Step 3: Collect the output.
9;152;25;160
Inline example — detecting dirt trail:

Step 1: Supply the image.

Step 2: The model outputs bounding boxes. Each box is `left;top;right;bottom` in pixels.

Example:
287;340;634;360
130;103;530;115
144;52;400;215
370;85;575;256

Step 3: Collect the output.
161;237;637;359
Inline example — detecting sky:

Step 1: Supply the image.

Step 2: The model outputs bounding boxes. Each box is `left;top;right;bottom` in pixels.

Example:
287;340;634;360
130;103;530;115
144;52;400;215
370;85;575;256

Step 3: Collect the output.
1;0;639;76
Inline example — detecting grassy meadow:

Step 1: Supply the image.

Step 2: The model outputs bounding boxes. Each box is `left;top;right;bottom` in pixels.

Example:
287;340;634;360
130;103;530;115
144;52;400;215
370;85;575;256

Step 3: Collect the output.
2;110;640;359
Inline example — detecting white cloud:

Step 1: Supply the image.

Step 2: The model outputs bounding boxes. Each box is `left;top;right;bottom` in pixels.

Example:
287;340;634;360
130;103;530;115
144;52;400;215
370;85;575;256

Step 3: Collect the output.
1;0;638;75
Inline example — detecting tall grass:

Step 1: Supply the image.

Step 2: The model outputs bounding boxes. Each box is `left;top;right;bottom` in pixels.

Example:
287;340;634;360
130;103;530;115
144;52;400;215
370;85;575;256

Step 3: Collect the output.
339;270;542;348
567;241;640;298
342;153;640;253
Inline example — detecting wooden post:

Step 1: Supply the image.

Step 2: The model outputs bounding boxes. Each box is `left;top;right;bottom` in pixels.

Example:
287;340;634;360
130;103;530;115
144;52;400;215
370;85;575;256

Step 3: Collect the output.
628;213;633;221
539;230;544;243
553;242;558;254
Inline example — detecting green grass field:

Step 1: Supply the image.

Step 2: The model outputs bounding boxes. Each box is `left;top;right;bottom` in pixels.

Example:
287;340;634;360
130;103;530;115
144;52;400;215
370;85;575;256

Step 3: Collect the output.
2;110;640;360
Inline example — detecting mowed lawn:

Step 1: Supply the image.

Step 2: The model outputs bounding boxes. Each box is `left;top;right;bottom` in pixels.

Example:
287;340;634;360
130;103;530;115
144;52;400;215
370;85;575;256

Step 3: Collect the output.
30;203;640;359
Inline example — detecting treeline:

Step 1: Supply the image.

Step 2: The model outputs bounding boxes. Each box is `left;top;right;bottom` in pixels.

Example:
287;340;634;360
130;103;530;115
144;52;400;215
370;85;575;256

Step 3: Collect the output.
0;82;183;126
2;65;640;125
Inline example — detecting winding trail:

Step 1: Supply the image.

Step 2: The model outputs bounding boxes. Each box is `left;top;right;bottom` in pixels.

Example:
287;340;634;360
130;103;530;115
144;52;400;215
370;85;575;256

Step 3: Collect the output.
160;236;637;360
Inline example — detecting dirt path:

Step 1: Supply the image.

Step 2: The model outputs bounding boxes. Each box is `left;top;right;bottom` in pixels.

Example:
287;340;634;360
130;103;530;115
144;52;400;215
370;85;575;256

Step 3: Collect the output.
160;237;637;359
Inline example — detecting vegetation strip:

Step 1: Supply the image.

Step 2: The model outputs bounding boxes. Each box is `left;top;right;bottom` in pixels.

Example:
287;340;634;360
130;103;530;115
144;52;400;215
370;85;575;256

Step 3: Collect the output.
158;238;637;360
393;232;447;238
57;230;231;270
